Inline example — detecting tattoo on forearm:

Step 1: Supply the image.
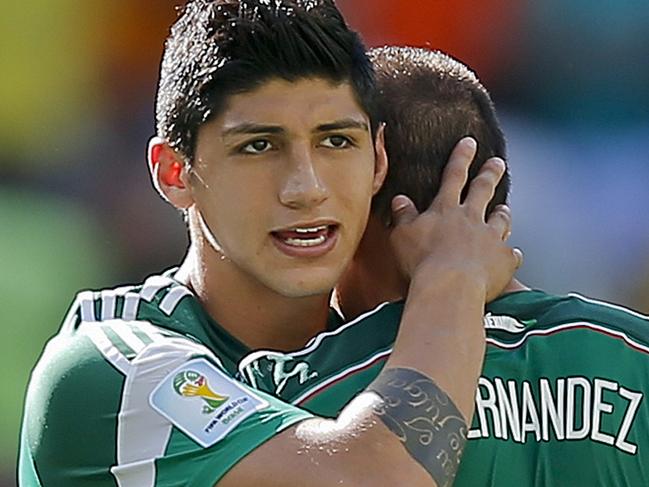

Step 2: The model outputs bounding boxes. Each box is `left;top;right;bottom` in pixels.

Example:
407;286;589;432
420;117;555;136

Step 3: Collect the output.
368;368;467;487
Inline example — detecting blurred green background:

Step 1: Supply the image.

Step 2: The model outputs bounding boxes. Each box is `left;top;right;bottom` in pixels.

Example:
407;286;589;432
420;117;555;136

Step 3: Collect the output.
2;1;649;484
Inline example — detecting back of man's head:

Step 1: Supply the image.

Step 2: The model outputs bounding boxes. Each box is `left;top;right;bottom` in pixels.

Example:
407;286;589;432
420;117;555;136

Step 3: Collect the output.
369;46;509;224
156;0;375;163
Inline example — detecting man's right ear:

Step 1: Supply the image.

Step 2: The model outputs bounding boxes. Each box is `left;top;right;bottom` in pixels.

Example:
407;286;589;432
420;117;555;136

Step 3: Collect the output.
147;137;193;209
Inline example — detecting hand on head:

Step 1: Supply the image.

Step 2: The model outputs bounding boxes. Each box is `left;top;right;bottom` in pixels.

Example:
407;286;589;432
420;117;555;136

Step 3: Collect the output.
389;137;522;302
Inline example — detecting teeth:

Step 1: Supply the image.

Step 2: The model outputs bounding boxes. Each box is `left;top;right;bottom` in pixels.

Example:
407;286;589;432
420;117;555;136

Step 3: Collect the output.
284;235;327;247
293;225;328;234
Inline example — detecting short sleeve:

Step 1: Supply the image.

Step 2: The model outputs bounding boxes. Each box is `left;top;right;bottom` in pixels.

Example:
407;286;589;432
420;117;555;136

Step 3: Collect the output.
19;321;314;487
146;355;313;486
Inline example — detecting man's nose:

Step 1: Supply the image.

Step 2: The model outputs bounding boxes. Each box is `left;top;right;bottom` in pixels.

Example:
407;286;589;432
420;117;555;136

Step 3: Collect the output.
278;146;329;209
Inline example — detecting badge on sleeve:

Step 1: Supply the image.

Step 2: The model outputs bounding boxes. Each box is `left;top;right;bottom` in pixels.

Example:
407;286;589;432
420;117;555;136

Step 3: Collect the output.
150;357;269;447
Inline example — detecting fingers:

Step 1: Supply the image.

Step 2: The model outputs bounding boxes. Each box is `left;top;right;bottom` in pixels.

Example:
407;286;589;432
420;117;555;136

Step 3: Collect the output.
487;204;512;240
432;137;477;211
488;205;524;284
463;157;506;221
487;205;523;270
391;194;419;226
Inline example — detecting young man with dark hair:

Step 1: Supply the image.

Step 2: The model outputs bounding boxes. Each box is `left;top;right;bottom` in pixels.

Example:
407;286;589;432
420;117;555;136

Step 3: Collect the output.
18;3;519;487
327;47;647;486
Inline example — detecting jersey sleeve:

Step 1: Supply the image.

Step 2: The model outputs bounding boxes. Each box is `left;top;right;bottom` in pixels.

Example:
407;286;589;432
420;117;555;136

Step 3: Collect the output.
19;320;313;487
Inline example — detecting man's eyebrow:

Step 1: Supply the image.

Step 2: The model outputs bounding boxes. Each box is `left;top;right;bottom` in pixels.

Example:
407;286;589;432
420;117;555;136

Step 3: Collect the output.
221;118;369;137
315;118;369;133
221;123;285;137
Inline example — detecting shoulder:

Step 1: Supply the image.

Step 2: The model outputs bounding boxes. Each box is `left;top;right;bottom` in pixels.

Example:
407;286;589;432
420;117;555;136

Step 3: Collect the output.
319;300;403;341
22;277;312;486
486;290;649;353
49;270;217;377
61;271;194;332
301;301;402;360
29;272;230;441
22;313;223;459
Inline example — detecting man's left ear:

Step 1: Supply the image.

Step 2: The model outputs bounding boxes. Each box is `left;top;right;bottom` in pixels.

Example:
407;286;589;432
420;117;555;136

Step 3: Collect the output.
372;123;388;195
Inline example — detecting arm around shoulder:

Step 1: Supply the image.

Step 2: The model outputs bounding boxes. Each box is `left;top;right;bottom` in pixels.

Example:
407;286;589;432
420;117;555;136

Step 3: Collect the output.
219;391;439;487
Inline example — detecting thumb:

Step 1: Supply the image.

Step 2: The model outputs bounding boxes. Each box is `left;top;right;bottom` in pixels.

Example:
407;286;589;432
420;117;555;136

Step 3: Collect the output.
391;195;418;226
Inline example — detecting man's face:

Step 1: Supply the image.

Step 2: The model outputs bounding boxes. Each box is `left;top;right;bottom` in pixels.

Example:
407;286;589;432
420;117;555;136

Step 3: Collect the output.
188;77;385;298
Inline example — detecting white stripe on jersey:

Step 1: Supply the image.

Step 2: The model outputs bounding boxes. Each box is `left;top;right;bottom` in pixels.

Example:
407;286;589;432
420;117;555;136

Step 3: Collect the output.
80;320;167;376
110;321;149;355
63;276;196;335
122;293;141;321
126;320;167;343
568;293;649;321
61;295;84;333
81;323;132;375
292;348;392;405
159;286;193;316
292;301;392;358
79;291;97;322
140;275;175;301
109;338;221;487
101;291;118;321
485;320;649;355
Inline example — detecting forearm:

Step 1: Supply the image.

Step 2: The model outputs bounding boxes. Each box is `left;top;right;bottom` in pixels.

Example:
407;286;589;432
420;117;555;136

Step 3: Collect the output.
221;401;435;486
221;272;486;487
385;266;487;422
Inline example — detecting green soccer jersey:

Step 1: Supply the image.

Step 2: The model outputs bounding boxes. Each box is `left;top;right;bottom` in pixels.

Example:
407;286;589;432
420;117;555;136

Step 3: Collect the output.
238;290;649;486
18;272;316;487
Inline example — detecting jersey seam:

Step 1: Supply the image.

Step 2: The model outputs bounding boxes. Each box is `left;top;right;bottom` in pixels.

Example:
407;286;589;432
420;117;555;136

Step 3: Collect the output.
486;321;649;355
293;347;392;405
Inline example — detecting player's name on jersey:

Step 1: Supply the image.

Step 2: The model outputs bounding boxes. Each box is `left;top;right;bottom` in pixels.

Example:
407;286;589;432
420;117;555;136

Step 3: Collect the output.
467;376;642;455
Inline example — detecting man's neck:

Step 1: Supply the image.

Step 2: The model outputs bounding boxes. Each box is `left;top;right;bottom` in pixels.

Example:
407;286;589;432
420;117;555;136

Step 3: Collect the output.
176;243;331;352
337;215;531;320
501;279;530;294
337;215;409;320
339;262;530;320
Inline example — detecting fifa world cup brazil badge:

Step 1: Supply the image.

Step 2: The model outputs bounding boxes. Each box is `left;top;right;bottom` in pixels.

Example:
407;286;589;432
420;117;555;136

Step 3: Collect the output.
173;369;229;414
150;358;269;447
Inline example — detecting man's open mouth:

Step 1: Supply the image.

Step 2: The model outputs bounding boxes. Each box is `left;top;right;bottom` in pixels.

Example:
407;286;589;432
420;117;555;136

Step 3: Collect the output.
271;224;339;257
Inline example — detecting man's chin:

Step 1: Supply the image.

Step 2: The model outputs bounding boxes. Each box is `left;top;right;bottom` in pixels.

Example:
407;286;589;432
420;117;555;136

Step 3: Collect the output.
274;284;335;300
268;272;339;299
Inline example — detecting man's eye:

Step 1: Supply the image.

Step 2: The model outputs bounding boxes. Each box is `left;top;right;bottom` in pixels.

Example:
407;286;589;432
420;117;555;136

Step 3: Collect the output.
241;139;273;154
321;135;352;149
